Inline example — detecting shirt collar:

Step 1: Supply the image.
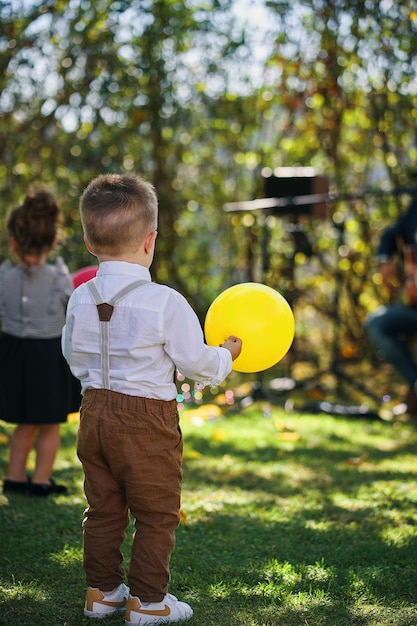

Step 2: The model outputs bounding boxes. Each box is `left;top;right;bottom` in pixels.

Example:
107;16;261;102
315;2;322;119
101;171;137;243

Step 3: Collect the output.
96;261;151;281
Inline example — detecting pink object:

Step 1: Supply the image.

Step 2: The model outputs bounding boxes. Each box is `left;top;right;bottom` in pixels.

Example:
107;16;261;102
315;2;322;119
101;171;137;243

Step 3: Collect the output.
72;266;98;289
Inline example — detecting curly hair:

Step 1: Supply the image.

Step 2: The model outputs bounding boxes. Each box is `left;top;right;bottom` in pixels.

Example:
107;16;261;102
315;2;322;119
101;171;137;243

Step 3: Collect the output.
7;188;61;259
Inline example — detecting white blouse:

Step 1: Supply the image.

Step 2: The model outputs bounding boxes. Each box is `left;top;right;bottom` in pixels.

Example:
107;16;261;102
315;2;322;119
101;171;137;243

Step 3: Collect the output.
0;257;72;339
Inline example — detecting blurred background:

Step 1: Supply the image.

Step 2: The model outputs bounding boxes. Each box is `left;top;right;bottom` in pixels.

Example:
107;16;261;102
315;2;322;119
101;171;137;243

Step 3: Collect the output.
1;0;416;408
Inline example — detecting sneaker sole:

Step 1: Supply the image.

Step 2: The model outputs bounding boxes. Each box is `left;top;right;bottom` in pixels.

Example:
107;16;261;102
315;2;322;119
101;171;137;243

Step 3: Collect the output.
125;616;192;626
125;617;191;626
84;607;126;619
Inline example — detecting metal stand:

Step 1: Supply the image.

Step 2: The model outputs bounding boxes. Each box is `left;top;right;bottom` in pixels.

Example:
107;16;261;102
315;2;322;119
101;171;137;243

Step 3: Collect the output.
281;218;384;417
229;203;384;418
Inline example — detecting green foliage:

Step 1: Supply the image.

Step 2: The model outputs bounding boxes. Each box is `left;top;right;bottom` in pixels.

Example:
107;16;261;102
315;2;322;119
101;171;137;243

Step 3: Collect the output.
0;0;416;350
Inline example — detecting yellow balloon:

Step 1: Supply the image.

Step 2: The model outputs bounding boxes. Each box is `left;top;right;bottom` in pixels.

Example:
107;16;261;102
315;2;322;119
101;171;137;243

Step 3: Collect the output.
204;282;295;373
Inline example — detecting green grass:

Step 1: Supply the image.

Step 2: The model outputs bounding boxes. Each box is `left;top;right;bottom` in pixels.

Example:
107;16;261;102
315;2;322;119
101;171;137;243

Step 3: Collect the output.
1;403;417;626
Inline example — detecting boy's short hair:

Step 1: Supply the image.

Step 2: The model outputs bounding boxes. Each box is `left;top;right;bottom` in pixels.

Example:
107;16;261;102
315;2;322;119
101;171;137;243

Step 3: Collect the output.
80;173;158;256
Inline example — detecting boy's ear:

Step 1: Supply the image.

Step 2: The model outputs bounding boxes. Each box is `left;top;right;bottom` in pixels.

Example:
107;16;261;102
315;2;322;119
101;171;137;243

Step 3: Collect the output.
144;230;157;254
84;236;95;254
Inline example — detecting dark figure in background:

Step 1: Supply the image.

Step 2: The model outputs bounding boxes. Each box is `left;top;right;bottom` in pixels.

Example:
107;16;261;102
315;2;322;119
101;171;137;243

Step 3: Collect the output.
0;188;81;496
365;172;417;414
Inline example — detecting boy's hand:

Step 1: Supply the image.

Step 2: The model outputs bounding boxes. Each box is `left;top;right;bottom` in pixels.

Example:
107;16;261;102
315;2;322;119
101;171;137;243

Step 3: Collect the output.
221;335;242;361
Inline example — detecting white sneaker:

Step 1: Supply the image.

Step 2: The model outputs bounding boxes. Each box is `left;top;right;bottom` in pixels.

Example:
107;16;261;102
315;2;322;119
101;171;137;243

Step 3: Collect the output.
125;593;193;625
84;583;129;618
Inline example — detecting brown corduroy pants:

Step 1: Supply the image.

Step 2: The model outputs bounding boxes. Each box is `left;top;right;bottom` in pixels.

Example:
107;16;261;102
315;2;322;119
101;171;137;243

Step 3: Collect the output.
77;388;183;602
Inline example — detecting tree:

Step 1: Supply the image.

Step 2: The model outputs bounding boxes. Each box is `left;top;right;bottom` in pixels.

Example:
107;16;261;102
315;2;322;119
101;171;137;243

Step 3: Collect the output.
1;0;417;391
0;0;259;315
234;1;417;368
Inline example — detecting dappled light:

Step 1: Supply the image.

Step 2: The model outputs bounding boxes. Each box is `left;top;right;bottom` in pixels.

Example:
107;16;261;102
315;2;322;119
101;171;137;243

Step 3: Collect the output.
1;2;417;622
1;399;417;624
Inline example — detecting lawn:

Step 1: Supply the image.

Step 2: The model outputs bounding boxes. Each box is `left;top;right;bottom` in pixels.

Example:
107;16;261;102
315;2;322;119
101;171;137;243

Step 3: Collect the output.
1;399;417;626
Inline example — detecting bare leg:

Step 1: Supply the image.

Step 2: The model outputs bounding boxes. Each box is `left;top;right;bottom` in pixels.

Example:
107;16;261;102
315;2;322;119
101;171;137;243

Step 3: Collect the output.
7;424;37;482
32;423;61;484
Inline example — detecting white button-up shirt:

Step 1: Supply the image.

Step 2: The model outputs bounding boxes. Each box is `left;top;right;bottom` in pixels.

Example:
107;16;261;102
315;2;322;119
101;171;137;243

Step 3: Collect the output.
62;261;232;400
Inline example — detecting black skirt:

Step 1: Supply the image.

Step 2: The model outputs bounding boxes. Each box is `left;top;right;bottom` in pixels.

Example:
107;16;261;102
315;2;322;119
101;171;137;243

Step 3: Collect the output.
0;333;81;425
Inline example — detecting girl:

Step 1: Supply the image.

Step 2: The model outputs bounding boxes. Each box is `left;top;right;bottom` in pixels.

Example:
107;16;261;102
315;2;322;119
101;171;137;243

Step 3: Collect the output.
0;187;80;496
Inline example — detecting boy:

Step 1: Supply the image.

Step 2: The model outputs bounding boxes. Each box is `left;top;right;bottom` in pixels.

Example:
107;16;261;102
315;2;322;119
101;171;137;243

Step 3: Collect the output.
62;173;242;625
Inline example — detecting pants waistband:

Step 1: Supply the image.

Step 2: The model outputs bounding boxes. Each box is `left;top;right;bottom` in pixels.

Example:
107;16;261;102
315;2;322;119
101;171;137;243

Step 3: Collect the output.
83;388;177;417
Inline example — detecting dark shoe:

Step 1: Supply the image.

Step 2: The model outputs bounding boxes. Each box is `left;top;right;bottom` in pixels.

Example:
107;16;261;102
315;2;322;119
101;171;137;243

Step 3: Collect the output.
3;478;32;495
405;388;417;414
31;478;68;497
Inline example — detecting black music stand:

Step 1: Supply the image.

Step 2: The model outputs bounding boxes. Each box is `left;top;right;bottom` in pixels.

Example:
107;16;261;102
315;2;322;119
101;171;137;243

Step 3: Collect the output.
224;168;384;419
288;217;383;419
